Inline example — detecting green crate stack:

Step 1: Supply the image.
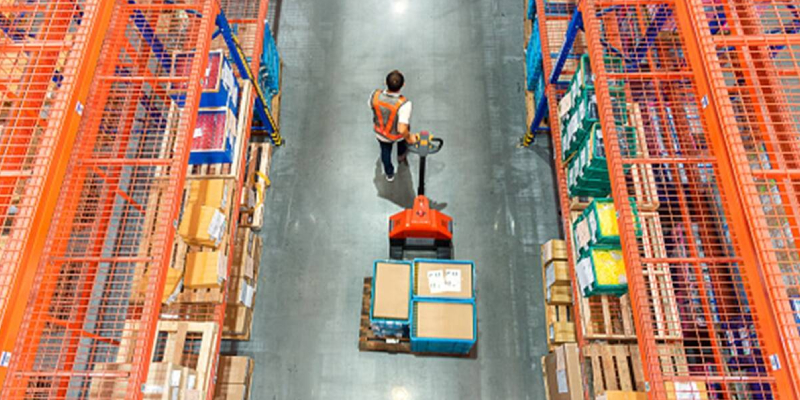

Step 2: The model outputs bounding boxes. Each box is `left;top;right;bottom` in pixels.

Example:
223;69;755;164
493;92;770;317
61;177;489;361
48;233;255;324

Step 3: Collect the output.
576;246;628;297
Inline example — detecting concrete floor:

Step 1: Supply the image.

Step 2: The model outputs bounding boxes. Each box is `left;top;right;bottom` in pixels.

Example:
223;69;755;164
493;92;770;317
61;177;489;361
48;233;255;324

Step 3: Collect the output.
221;0;562;398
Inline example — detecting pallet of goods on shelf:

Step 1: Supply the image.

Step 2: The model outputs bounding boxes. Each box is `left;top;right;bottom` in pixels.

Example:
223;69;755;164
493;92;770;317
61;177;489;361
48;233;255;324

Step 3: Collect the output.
213;356;255;400
540;240;576;349
239;141;273;231
223;228;261;340
146;320;220;399
583;343;646;395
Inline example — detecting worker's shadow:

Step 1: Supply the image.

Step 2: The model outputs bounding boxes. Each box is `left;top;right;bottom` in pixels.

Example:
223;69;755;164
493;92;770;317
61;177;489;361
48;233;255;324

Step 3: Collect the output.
373;159;447;211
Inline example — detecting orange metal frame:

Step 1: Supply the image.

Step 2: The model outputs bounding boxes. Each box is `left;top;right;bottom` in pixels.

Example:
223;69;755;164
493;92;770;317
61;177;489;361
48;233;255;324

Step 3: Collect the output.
574;0;799;398
0;0;116;389
0;1;218;398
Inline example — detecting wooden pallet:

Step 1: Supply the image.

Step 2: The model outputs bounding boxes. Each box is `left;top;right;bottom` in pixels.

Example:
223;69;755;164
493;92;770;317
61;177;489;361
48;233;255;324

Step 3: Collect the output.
628;103;660;212
541;356;551;400
579;294;637;342
358;277;411;353
639;211;682;341
152;320;218;392
238;141;272;231
357;278;474;358
583;344;646;395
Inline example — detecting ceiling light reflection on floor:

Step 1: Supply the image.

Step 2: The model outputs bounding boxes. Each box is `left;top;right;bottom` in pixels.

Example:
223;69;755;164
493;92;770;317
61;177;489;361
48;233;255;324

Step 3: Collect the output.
391;386;411;400
392;0;408;15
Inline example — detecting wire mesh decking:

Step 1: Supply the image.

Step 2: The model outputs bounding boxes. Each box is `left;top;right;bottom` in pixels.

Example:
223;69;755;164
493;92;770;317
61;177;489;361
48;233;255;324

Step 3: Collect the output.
579;0;799;398
682;0;800;391
0;1;217;398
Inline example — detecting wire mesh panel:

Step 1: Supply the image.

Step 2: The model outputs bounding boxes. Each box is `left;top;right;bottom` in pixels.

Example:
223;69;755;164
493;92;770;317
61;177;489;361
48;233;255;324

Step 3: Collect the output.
0;0;106;344
581;0;789;398
1;1;217;398
683;0;800;391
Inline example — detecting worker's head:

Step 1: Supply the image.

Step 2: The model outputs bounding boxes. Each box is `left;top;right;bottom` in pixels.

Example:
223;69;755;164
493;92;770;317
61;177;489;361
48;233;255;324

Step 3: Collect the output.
386;70;405;93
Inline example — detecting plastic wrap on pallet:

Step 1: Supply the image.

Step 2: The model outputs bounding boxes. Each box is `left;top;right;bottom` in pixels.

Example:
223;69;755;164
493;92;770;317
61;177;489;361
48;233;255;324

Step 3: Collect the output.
259;21;280;104
526;19;543;91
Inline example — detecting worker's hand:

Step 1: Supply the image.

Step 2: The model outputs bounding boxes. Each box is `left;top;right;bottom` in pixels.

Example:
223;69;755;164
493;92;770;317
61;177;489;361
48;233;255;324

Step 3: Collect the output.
406;133;419;144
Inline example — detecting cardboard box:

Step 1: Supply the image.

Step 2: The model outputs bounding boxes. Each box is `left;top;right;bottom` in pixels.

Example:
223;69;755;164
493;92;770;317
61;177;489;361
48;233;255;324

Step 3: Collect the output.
664;382;709;400
217;357;253;385
223;304;253;338
598;392;648;400
188;179;232;212
545;344;584;400
547;284;573;305
415;261;473;300
549;321;577;344
373;262;411;320
415;301;474;340
142;363;182;400
546;261;571;290
542;239;568;267
232;227;258;280
226;276;256;308
213;383;248;400
162;267;184;303
179;205;227;248
185;251;226;289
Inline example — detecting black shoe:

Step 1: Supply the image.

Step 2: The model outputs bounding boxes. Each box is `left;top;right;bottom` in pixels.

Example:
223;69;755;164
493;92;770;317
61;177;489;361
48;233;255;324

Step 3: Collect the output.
385;174;395;182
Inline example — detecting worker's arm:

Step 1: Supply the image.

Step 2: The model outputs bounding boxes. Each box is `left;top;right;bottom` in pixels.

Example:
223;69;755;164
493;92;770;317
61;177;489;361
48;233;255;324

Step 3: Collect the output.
399;123;418;144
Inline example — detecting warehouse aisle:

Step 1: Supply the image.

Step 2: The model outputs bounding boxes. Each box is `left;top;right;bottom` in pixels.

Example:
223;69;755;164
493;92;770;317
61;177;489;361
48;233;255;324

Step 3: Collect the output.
222;1;561;398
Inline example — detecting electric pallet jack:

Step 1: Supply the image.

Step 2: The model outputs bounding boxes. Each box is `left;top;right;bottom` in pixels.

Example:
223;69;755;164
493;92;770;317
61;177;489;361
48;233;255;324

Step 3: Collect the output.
388;131;454;260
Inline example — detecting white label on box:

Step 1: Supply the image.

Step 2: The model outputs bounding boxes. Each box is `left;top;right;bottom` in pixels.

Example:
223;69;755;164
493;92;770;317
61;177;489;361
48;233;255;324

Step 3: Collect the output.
576;258;595;294
556;369;569;393
169;370;182;387
549;325;554;340
0;351;11;367
241;281;255;308
207;210;226;242
186;374;197;390
545;265;556;289
218;252;228;282
193;128;203;138
673;382;702;400
142;384;164;394
427;270;446;294
444;269;462;293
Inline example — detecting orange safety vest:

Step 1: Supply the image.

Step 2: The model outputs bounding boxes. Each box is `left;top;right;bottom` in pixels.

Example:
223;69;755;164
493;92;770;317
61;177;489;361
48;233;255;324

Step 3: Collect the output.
371;90;408;142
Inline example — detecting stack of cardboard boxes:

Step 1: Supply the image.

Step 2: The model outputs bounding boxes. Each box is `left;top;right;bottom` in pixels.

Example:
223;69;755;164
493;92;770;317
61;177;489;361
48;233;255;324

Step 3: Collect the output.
223;227;262;339
213;356;255;400
541;240;576;349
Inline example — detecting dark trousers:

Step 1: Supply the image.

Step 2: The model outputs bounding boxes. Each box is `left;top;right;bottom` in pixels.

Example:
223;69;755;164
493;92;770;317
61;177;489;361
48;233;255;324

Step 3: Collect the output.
378;139;407;176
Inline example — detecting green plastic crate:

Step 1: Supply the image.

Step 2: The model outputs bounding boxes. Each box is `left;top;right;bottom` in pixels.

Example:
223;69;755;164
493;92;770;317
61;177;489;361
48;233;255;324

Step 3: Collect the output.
583;198;620;246
576;246;628;297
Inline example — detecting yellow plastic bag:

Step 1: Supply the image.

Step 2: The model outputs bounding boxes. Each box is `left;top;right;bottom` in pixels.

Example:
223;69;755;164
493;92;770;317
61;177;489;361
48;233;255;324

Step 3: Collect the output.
591;249;626;286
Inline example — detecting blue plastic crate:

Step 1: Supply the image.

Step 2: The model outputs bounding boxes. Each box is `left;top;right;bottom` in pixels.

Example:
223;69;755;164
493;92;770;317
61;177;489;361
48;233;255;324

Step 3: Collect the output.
412;259;475;302
259;22;281;97
200;50;240;115
526;19;543;91
411;299;476;355
369;260;413;338
527;0;536;20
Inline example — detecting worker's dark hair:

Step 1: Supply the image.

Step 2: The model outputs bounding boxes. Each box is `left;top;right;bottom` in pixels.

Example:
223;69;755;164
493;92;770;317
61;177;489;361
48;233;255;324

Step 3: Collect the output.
386;70;405;92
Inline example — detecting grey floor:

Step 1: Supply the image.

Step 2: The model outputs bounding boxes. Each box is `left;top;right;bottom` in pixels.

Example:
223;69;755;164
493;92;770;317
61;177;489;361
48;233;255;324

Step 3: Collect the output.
221;1;561;398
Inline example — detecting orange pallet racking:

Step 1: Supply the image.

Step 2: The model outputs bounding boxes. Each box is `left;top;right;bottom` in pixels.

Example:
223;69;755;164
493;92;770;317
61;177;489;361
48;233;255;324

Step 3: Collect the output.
575;0;800;398
0;0;116;388
0;0;224;398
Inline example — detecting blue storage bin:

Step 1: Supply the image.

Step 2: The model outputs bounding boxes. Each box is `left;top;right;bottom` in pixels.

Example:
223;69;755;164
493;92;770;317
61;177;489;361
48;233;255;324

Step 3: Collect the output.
411;299;476;355
413;259;475;302
370;260;413;338
200;50;240;115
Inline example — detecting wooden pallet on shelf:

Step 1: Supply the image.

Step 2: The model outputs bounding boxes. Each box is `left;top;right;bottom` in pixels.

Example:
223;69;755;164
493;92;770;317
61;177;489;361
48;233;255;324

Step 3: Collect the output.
152;320;218;393
583;344;646;395
579;294;637;342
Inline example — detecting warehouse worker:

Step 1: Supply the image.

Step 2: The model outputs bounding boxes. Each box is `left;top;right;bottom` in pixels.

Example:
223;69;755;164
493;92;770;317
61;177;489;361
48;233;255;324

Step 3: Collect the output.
371;70;418;182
